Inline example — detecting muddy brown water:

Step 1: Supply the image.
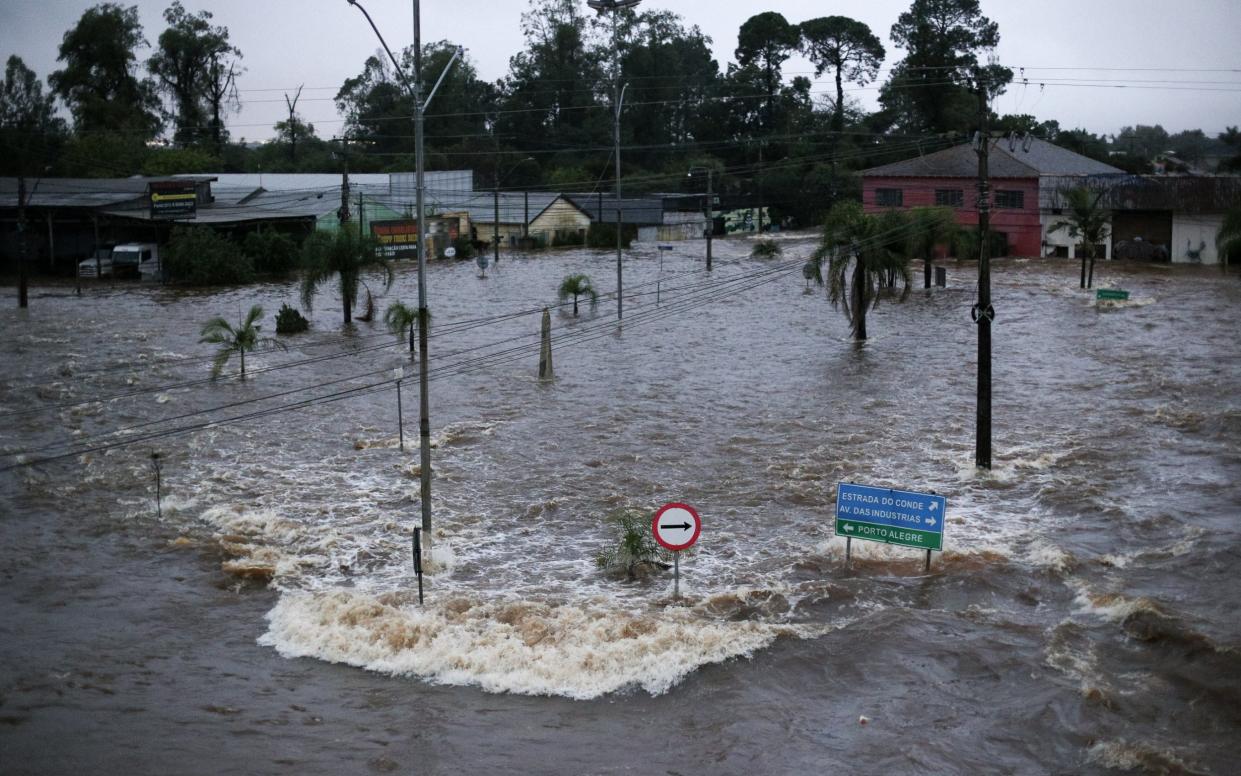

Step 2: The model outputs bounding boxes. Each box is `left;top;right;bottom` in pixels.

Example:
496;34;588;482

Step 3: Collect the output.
2;237;1240;774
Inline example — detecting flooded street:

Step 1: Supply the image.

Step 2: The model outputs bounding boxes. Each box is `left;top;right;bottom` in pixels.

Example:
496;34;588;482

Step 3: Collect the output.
2;235;1240;774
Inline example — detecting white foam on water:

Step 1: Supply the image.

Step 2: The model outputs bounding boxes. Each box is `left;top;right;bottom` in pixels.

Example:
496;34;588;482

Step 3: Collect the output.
1086;739;1200;774
260;590;799;699
1068;579;1164;624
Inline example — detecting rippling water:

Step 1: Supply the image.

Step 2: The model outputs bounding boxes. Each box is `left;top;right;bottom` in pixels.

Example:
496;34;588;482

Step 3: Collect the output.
2;238;1240;773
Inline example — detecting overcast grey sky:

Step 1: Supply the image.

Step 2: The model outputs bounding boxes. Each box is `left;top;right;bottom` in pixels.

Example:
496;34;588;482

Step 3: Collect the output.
3;0;1240;142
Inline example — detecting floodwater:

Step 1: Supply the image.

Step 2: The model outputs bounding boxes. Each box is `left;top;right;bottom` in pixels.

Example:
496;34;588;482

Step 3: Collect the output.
2;236;1239;774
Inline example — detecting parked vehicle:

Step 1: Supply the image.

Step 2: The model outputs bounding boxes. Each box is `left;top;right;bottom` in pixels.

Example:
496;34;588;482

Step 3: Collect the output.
110;243;160;280
77;247;114;279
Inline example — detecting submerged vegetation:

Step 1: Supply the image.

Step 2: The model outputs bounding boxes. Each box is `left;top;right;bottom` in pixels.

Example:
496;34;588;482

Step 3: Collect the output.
751;239;782;259
595;509;671;581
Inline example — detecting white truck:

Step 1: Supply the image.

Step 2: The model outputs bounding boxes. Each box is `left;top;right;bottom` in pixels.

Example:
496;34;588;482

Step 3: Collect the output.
78;243;162;280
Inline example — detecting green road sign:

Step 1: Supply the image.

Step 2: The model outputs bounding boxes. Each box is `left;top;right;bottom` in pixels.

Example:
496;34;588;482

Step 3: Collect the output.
1096;289;1130;301
835;518;943;551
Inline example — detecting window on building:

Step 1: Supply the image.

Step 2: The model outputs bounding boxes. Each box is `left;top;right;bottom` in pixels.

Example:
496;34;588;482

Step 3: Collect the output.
935;189;964;208
995;190;1024;209
875;188;903;208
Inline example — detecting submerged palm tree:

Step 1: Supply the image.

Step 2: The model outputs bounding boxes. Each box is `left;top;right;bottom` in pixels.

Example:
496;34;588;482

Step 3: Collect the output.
299;230;394;325
906;207;957;289
813;201;912;341
200;304;286;378
558;274;598;317
384;301;431;356
1217;206;1241;272
1049;187;1110;289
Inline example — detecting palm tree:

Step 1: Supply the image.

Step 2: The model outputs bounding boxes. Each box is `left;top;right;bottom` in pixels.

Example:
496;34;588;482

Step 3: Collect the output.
384;301;431;356
1217;206;1241;272
200;305;286;379
299;230;394;325
1049;187;1110;289
814;201;912;341
558;274;598;317
906;207;957;289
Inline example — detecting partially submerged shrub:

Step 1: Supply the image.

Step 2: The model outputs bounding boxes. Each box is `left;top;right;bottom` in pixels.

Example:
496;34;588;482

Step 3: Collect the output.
751;238;782;259
165;226;254;285
596;508;671;581
275;303;310;334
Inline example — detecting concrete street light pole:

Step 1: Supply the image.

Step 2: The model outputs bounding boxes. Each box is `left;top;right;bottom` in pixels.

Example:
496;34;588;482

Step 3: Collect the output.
588;0;641;321
348;0;461;561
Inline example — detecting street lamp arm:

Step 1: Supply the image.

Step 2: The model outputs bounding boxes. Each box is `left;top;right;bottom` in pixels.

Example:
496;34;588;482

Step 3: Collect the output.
424;46;464;112
345;1;411;88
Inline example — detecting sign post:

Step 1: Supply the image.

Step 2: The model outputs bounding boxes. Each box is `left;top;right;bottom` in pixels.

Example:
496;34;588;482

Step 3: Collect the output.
835;483;946;570
652;502;701;599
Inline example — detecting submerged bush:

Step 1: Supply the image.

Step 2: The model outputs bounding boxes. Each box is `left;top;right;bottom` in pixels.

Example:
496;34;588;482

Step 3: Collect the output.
243;229;300;275
595;508;671;581
275;303;310;334
165;226;254;285
751;238;782;259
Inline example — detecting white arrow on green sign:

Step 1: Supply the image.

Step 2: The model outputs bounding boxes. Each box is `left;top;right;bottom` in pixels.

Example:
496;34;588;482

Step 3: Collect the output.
835;482;946;551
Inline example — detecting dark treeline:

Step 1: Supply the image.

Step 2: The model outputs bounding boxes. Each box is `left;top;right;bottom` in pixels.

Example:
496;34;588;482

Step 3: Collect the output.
3;0;1240;227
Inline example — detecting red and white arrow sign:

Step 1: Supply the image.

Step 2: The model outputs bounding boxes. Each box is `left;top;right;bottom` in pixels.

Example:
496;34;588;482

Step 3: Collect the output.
652;502;701;551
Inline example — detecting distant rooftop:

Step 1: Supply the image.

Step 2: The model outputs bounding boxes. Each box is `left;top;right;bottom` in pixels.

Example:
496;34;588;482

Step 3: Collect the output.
862;136;1123;178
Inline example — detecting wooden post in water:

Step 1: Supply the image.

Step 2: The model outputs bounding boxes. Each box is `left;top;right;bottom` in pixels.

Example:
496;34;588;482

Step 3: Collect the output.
538;307;553;380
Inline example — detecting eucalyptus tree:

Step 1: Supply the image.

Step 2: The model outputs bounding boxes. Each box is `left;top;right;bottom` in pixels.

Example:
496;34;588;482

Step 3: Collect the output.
49;3;161;138
798;16;884;133
148;1;239;146
1049;187;1110;289
1;56;68;175
300;230;394;325
814;201;912;341
200;305;285;379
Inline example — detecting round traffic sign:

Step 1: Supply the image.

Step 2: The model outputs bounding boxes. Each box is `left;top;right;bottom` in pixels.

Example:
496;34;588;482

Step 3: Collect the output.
652;502;701;551
445;246;458;259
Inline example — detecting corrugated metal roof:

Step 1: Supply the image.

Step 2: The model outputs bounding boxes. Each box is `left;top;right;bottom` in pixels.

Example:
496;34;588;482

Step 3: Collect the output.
563;195;665;224
862;137;1122;179
0;176;211;209
1040;174;1241;213
376;191;564;225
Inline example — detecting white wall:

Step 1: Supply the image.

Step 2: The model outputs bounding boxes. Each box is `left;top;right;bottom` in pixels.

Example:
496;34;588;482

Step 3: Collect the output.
1171;213;1225;264
1040;211;1113;260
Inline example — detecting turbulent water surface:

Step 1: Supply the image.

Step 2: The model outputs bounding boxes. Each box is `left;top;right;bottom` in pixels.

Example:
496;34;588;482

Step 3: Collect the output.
2;236;1239;774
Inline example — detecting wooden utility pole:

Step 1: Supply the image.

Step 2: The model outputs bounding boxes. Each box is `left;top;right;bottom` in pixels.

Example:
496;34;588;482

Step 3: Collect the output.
17;175;28;309
493;185;500;266
973;69;994;470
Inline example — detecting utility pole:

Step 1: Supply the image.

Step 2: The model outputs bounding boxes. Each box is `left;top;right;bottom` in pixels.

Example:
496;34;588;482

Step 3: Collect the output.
493;183;500;266
689;167;713;270
17;175;28;309
973;68;994;470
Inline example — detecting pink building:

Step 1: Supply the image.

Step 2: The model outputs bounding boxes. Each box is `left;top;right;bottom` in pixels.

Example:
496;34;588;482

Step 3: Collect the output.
860;137;1122;257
